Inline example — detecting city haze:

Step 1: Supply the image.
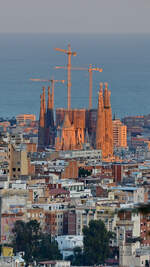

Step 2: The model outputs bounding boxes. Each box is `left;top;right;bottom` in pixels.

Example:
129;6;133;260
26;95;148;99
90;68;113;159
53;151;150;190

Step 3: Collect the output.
0;0;150;33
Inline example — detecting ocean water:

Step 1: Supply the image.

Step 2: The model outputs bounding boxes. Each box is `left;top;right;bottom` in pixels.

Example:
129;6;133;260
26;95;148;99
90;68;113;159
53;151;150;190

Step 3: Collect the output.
0;33;150;119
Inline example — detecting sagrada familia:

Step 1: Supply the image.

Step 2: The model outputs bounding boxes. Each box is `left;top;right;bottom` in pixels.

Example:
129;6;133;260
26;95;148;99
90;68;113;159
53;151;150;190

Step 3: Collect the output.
38;82;113;160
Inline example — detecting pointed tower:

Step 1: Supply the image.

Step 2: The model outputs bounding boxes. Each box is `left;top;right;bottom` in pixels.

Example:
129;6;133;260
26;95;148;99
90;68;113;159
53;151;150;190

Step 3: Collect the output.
96;83;105;157
38;93;45;150
46;86;54;128
39;94;44;128
104;82;113;158
48;86;52;110
42;87;46;116
46;86;55;147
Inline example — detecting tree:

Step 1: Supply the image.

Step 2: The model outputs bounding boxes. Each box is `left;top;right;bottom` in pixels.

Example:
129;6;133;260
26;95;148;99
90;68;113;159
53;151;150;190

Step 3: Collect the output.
35;233;62;261
136;203;150;214
67;247;84;266
12;220;62;265
82;219;113;265
79;167;92;177
68;220;114;266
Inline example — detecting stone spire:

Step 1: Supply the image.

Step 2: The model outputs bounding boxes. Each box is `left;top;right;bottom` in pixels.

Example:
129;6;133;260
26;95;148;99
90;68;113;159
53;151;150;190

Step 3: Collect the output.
46;86;55;147
96;82;114;159
47;86;52;110
104;82;110;108
39;94;45;128
96;83;105;156
38;93;45;150
103;82;113;158
46;86;54;128
42;87;46;115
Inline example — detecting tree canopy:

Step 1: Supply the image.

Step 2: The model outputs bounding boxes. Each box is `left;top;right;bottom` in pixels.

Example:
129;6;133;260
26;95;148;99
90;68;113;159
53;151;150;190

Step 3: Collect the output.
83;219;113;265
67;219;114;266
12;220;62;265
78;167;92;177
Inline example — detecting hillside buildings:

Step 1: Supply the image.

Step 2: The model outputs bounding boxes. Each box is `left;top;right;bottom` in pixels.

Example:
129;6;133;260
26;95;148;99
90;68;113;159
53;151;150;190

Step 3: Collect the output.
1;47;150;266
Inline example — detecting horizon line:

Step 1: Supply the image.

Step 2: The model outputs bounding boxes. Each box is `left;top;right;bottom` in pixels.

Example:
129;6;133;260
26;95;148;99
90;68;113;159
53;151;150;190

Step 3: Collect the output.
0;32;150;35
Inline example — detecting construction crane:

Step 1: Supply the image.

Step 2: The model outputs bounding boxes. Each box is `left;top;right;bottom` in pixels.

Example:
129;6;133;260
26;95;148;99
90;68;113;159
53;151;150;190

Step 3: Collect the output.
54;44;77;110
30;78;65;109
55;64;103;110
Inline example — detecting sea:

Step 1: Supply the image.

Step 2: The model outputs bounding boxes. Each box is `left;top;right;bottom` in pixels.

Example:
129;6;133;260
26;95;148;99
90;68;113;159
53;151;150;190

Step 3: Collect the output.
0;33;150;119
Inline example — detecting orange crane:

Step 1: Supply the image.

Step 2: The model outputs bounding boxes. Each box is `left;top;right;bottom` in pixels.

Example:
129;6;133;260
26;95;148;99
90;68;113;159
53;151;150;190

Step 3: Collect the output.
30;78;65;109
54;44;77;110
55;64;103;110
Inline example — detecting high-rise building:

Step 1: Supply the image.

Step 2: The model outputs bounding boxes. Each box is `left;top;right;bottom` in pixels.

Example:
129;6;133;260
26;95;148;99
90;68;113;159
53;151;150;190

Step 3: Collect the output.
112;119;127;148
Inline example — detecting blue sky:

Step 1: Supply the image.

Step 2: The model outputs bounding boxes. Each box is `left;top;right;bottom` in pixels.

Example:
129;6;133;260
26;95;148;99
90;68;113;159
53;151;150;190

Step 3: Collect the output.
0;0;150;33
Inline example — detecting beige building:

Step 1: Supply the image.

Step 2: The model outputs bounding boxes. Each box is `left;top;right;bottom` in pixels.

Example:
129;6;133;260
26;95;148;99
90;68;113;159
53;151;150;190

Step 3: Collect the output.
16;114;36;125
0;189;28;244
113;119;127;148
8;144;29;179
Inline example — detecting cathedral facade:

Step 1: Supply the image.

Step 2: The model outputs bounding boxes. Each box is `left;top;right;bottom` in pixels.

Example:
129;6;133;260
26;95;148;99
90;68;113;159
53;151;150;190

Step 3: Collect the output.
38;83;113;159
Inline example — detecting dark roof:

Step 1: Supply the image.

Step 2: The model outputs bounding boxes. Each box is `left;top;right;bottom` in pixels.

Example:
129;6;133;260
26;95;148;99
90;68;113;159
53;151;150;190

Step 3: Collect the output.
49;188;69;196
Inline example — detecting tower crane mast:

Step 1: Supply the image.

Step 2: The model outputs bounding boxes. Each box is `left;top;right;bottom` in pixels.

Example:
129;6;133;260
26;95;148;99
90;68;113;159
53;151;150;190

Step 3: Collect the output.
54;44;77;110
55;64;103;110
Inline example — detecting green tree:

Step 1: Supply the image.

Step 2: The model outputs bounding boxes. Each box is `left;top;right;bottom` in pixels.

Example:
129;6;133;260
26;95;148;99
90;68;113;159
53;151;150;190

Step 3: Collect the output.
35;233;62;261
82;219;113;265
68;220;114;266
79;167;92;177
136;203;150;214
12;220;62;265
67;247;84;266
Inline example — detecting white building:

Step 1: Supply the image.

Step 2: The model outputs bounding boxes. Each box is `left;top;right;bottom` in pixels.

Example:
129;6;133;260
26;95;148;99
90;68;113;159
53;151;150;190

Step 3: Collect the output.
55;235;83;259
59;149;101;160
120;243;150;267
60;180;92;198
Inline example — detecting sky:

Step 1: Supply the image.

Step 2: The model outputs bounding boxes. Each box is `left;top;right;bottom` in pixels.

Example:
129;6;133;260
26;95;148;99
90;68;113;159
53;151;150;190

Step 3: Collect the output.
0;0;150;33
